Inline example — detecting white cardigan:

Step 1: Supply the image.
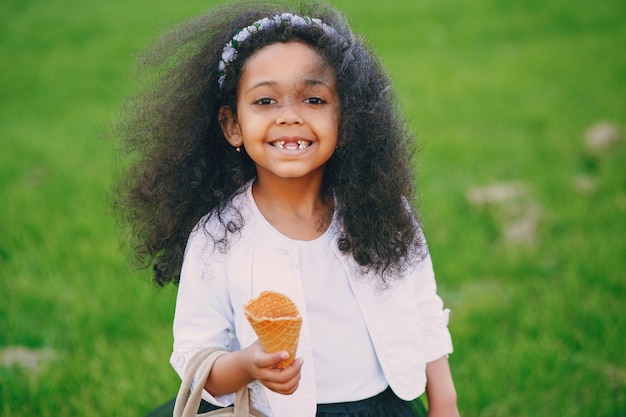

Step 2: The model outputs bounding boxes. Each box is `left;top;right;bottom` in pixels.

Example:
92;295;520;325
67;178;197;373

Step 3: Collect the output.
170;183;453;417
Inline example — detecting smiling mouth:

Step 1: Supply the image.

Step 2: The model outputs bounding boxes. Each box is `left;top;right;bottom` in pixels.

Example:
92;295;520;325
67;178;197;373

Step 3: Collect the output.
270;139;312;150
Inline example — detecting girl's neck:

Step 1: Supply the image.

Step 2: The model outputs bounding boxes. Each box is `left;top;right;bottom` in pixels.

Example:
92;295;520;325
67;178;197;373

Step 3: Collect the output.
252;176;333;241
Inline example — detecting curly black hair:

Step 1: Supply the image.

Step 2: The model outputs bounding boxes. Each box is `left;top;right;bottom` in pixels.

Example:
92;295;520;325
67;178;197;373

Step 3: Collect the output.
113;0;426;286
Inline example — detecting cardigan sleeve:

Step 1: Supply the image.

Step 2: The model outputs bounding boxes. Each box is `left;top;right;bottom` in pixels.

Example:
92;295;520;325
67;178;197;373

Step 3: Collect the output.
170;221;238;406
413;250;454;363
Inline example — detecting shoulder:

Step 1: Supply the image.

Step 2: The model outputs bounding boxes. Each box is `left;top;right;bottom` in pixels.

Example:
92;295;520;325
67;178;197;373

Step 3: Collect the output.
194;181;253;234
185;181;254;256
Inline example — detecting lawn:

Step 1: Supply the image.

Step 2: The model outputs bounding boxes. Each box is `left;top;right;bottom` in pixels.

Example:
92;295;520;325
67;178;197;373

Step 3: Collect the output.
1;0;624;415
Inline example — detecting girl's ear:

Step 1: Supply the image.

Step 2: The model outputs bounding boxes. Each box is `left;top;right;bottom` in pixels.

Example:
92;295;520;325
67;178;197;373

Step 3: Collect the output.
218;106;243;148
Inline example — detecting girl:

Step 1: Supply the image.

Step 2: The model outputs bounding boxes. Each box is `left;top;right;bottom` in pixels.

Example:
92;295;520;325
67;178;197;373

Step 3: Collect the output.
115;1;459;416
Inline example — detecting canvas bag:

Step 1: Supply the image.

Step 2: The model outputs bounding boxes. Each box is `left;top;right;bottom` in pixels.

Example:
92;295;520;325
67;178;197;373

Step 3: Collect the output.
173;348;262;417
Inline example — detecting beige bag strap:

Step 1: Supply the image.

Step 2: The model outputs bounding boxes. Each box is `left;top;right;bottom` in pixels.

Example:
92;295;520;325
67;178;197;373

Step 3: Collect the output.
173;348;251;417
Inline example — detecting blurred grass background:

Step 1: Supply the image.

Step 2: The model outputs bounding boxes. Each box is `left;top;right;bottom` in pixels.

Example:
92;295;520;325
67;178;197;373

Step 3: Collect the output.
1;0;624;415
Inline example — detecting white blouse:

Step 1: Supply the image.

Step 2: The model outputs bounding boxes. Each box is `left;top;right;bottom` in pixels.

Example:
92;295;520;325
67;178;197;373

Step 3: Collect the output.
291;220;387;403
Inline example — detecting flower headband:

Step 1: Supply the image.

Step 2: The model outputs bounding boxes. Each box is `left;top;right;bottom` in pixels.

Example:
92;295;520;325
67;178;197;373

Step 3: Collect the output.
217;13;337;88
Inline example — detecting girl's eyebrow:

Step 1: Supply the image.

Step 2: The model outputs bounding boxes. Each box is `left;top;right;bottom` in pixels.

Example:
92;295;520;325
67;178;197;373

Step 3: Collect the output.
244;78;333;94
244;81;276;94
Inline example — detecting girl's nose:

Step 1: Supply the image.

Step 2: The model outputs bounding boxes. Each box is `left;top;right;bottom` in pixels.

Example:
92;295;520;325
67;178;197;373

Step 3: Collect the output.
275;104;303;125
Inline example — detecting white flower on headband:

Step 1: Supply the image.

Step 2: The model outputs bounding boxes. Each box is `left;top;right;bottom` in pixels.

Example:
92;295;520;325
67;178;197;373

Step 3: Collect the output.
217;13;337;88
257;17;273;30
290;15;307;27
233;31;249;43
221;44;237;63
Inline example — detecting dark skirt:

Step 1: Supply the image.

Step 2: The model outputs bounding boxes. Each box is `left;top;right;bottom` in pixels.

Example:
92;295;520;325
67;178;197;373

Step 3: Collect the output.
145;387;427;417
316;387;427;417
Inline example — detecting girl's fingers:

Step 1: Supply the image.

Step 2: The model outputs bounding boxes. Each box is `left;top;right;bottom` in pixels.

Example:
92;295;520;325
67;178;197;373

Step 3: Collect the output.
255;349;290;369
262;358;303;394
246;341;303;393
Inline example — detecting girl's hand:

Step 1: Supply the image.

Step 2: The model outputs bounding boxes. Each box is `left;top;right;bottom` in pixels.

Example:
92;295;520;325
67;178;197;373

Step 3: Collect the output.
204;340;302;396
243;340;303;395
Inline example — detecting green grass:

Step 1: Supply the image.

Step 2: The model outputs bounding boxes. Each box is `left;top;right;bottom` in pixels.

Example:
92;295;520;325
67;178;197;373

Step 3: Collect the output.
1;0;625;415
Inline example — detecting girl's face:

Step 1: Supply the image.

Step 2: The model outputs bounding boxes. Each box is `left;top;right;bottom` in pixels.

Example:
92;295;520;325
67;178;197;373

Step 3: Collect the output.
220;41;339;184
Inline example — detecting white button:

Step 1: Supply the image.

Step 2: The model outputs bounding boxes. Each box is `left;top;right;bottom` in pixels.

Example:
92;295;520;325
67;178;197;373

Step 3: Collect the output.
172;353;186;369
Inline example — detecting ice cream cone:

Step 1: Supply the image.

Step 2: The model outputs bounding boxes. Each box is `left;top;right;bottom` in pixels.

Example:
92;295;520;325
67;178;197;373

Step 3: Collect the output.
244;291;302;369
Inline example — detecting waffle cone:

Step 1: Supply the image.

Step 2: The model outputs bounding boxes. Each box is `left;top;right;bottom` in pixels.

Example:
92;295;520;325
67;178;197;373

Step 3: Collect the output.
244;291;302;369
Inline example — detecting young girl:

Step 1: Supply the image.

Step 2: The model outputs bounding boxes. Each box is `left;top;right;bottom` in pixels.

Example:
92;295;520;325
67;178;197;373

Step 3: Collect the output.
115;1;459;416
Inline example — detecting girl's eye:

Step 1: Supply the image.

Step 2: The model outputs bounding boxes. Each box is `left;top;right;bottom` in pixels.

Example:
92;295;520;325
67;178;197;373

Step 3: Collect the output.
254;98;275;105
304;97;325;105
